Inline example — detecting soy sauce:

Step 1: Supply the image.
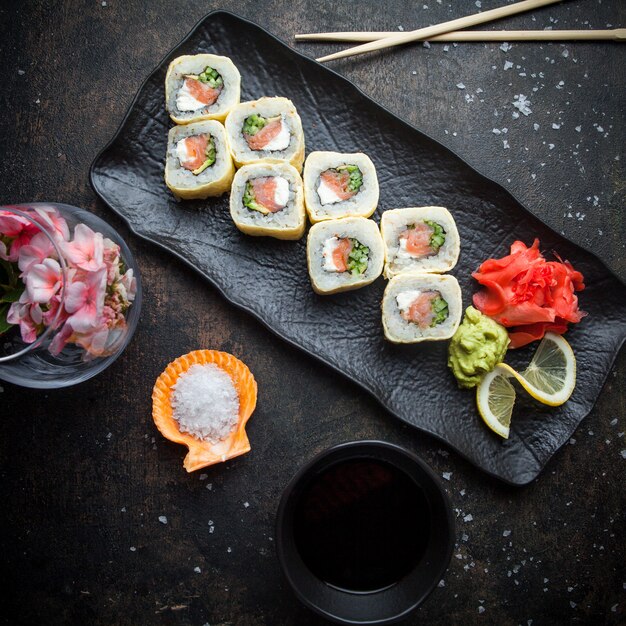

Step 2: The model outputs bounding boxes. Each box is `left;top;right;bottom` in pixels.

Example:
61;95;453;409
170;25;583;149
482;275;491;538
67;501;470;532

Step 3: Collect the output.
293;458;431;593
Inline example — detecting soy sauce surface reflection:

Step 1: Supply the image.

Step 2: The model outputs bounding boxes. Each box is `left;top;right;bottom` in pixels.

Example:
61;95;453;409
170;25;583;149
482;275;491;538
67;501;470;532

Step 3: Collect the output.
293;458;431;592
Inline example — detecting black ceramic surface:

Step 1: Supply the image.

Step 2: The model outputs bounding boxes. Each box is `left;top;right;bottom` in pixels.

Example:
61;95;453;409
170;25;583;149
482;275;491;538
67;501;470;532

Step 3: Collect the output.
275;441;455;625
90;10;626;486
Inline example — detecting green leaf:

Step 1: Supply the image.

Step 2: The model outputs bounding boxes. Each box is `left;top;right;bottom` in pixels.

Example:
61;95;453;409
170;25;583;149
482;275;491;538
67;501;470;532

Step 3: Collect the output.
0;303;13;336
0;259;17;286
0;286;23;303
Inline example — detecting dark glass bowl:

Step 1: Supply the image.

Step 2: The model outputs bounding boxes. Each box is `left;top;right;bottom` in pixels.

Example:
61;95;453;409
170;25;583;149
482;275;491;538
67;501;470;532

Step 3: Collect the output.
276;441;455;624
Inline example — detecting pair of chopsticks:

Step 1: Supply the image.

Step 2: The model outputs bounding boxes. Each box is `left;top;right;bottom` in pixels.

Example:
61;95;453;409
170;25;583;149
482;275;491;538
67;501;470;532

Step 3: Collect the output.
295;0;625;63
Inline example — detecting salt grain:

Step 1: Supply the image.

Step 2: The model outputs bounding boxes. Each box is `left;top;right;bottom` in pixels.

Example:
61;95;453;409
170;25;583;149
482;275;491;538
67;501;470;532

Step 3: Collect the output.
513;94;532;116
500;42;511;52
504;61;514;71
194;566;201;573
130;546;136;552
456;83;466;89
171;363;239;442
503;530;511;537
442;472;452;480
158;515;168;525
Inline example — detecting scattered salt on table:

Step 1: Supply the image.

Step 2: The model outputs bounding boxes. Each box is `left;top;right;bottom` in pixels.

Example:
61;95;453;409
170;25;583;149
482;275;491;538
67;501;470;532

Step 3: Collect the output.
171;363;239;442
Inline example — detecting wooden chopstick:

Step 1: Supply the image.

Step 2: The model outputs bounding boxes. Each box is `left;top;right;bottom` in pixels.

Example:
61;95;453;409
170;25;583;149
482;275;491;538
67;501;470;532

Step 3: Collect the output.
316;0;564;62
297;29;626;43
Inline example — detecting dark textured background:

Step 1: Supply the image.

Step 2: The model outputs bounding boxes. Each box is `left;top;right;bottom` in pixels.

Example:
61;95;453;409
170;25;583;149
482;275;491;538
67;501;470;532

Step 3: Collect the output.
0;1;624;624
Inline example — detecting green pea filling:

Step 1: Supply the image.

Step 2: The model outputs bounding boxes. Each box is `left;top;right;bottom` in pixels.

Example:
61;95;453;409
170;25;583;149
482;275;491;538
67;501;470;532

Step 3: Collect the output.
424;220;446;251
346;238;369;275
336;164;364;194
431;295;449;327
242;114;281;137
197;66;223;89
191;135;216;175
242;181;269;214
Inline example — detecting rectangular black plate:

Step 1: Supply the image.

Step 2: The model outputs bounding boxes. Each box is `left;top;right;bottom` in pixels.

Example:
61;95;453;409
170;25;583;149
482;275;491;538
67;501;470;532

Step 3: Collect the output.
90;11;626;485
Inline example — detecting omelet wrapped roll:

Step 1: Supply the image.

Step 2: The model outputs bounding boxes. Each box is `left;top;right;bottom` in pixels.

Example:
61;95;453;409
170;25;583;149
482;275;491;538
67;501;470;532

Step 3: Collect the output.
165;120;234;200
225;97;305;172
382;273;462;343
381;207;460;278
303;151;379;223
307;217;384;294
165;54;241;124
229;163;306;240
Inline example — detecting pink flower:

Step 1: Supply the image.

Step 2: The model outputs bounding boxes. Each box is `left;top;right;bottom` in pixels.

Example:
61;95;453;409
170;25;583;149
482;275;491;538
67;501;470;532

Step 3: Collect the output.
60;224;104;272
73;326;111;357
18;232;55;274
32;206;70;242
48;321;74;356
0;211;32;238
7;231;35;263
113;268;137;305
7;292;40;343
64;267;106;332
42;292;69;330
103;238;121;283
25;258;63;304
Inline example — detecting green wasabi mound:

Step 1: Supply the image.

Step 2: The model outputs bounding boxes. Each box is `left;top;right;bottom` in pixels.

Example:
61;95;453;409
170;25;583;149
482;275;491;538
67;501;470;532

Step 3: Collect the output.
448;306;510;389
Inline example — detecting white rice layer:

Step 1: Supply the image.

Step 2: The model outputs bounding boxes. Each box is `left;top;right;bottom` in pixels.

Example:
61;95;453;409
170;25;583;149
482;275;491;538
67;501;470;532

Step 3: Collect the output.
225;97;304;165
165;120;231;190
381;206;460;278
165;54;241;122
230;162;303;229
307;217;384;293
303;151;379;221
382;273;462;343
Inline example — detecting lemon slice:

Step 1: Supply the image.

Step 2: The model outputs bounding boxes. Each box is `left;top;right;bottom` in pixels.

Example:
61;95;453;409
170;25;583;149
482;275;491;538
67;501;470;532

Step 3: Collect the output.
499;333;576;407
476;364;516;439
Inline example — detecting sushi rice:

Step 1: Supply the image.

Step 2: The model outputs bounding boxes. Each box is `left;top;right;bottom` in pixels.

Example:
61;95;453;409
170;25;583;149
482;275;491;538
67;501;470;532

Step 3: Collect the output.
381;206;460;278
165;120;234;199
165;54;241;124
382;273;462;343
230;162;306;240
307;217;384;294
225;97;305;172
303;151;379;223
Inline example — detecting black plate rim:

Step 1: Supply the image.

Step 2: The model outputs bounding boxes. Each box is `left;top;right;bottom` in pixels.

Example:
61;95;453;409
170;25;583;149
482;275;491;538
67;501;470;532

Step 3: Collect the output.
89;9;625;487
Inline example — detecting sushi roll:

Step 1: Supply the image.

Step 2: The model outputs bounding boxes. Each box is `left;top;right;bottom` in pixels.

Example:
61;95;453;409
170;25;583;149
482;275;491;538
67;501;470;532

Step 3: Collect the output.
303;151;379;223
224;97;305;172
229;163;306;240
382;273;462;343
165;120;234;200
307;217;384;294
381;207;460;278
165;54;241;124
